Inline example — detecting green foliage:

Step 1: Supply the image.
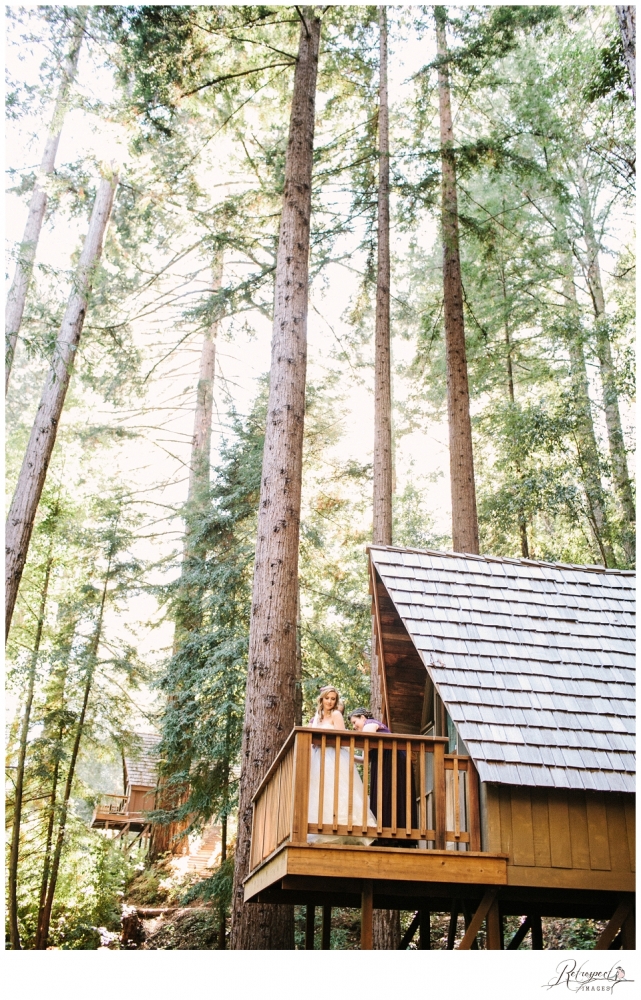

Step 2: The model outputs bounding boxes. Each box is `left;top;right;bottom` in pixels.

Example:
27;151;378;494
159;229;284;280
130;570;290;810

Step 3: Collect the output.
181;853;235;910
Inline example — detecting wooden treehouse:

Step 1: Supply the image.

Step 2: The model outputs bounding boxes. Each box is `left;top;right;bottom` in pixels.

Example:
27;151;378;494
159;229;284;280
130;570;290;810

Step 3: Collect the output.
91;733;160;849
244;547;635;950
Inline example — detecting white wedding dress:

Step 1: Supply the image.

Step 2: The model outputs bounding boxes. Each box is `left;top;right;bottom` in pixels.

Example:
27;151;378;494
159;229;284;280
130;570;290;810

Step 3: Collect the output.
307;724;376;845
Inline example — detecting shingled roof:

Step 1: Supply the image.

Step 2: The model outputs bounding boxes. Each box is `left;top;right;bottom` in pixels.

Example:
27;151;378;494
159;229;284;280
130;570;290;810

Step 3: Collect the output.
124;733;160;788
370;546;635;794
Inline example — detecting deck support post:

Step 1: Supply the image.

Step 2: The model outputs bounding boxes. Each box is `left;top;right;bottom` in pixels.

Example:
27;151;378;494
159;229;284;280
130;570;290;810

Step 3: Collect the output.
306;905;316;949
419;910;430;949
507;916;531;950
446;899;459;949
462;899;478;949
531;914;543;950
361;880;373;950
321;905;331;950
458;889;498;950
486;897;502;950
621;909;635;950
595;898;634;950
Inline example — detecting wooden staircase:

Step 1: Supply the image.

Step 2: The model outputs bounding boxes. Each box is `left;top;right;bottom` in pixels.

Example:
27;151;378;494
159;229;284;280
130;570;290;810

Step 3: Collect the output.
186;822;221;876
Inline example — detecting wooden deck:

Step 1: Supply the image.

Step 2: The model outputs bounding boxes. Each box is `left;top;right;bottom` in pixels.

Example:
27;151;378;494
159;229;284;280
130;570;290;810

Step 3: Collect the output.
245;842;507;903
248;727;481;877
91;792;153;833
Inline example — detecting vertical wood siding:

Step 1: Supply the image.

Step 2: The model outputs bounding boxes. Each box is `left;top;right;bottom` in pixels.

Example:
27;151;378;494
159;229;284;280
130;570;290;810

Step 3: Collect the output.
485;785;635;878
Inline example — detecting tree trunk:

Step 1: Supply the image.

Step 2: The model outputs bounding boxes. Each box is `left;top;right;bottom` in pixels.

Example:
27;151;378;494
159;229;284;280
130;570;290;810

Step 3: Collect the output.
5;171;118;638
616;6;636;104
230;10;321;951
497;255;530;559
188;260;221;505
36;557;111;950
8;545;54;949
435;7;479;556
371;6;401;952
5;10;86;391
575;167;635;563
35;622;76;950
151;261;223;860
559;247;615;567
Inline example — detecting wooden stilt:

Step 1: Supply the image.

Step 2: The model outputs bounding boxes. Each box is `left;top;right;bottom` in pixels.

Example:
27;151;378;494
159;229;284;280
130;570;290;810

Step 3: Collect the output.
399;911;420;949
419;910;430;950
361;880;373;950
458;889;497;950
462;899;478;950
486;897;502;950
507;916;531;950
306;905;316;950
621;910;635;950
446;899;459;949
596;899;633;950
321;905;331;950
531;914;543;950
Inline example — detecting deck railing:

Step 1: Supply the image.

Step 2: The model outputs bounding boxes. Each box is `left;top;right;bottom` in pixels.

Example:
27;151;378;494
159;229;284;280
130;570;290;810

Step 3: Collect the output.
249;728;481;874
95;793;128;815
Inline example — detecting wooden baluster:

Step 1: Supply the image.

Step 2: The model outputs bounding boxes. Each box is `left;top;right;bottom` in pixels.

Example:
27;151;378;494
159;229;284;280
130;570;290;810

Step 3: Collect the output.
453;757;460;842
434;740;446;849
467;759;481;851
333;735;340;832
322;905;331;950
249;801;258;870
391;739;398;836
361;880;373;950
362;737;369;835
291;730;312;846
406;740;412;837
305;905;316;950
377;738;384;835
419;745;427;839
347;736;354;833
318;734;326;832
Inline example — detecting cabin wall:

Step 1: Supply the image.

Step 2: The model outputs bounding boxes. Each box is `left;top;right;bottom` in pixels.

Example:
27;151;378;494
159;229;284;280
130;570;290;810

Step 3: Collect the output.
128;786;155;814
482;783;635;892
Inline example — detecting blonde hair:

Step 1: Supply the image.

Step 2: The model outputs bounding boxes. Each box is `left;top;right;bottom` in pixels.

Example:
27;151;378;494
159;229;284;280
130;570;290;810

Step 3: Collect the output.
312;685;341;723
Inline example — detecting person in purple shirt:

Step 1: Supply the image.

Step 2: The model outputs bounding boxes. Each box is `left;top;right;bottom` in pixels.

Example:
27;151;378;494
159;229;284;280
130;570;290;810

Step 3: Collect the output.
349;708;417;843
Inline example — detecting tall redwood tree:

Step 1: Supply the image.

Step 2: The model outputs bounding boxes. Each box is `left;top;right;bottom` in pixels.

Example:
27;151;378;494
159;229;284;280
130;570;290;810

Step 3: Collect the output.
5;171;118;637
230;9;321;950
434;7;479;555
371;5;401;951
5;9;86;392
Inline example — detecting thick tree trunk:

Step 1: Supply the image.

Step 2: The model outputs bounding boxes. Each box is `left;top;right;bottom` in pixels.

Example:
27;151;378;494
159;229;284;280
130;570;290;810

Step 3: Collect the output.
576;168;635;563
5;10;86;391
560;256;615;567
36;559;111;950
616;6;636;104
230;11;321;951
435;8;479;556
8;546;54;949
5;171;118;638
371;7;401;952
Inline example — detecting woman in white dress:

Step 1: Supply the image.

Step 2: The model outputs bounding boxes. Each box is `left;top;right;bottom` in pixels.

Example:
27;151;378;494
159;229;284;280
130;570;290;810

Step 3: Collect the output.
307;686;376;845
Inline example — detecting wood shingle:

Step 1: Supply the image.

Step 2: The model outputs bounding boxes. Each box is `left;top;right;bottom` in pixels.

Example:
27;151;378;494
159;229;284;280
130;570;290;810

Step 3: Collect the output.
370;545;635;794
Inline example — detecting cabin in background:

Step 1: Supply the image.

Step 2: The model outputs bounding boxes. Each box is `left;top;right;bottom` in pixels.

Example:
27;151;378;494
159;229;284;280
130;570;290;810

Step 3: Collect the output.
91;733;160;848
243;546;635;950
